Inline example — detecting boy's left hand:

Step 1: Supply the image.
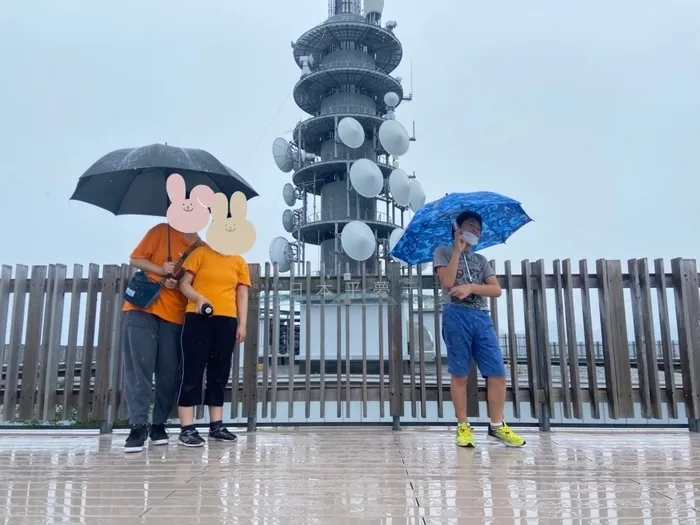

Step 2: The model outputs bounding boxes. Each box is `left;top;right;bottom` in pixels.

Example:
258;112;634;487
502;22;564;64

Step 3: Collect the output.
449;284;474;300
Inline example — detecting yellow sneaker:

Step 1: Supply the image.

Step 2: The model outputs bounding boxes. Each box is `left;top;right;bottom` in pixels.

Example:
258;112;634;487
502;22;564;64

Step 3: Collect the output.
456;422;475;448
488;422;526;447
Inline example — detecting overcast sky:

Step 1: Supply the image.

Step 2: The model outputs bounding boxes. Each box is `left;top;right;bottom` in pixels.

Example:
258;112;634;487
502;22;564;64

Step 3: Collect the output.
1;0;698;273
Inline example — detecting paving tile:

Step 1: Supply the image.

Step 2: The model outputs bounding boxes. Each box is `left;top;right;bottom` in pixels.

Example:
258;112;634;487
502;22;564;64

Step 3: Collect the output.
0;428;698;523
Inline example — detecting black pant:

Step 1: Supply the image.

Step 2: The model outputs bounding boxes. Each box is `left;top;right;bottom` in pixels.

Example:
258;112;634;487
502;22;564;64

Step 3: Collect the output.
178;313;238;407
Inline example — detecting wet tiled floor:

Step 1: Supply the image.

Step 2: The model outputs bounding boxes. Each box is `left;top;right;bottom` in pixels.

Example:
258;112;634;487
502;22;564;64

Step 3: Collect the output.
0;428;698;524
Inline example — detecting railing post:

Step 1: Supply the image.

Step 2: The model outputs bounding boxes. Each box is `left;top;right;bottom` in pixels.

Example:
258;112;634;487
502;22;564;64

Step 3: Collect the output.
671;258;700;433
243;264;261;432
96;265;118;434
387;262;404;430
532;262;551;432
532;293;550;431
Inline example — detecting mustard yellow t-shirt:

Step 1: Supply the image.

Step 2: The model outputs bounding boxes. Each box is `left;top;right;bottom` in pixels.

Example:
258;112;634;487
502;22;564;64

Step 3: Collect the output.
182;244;251;318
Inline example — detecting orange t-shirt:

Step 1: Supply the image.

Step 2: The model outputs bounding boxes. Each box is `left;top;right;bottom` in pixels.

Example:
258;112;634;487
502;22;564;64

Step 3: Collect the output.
122;223;196;325
182;244;251;318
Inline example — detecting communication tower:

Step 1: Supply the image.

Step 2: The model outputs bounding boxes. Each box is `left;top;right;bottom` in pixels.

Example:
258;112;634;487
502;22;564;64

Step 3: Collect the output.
270;0;425;275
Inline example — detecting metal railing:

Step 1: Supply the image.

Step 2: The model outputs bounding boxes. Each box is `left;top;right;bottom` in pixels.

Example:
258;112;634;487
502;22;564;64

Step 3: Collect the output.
302;210;392;225
0;258;698;431
318;105;379;117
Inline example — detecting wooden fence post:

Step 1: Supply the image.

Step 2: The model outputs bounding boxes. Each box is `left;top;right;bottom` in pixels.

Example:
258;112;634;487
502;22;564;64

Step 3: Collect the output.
95;265;118;433
36;265;56;418
62;264;83;420
0;266;12;410
42;264;67;422
387;262;404;430
596;259;634;419
77;264;100;422
521;260;539;420
104;264;128;432
18;266;48;420
532;261;553;431
243;263;261;432
671;258;700;432
2;265;27;422
654;259;678;419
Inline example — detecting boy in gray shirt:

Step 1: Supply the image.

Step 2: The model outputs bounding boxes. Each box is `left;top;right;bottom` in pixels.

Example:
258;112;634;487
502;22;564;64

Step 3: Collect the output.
433;211;525;448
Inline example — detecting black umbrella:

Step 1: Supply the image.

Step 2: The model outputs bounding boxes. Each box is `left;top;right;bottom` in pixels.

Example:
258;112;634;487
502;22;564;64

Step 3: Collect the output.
70;143;258;217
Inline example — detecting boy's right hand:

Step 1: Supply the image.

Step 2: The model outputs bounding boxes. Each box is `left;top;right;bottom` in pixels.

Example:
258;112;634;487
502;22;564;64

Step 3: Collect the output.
453;230;467;253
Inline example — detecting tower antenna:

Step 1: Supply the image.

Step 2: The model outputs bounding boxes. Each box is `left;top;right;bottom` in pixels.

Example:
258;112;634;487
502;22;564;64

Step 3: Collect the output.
269;1;424;276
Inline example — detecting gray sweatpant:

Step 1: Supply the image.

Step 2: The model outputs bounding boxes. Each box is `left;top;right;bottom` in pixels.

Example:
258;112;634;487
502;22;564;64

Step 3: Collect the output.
122;310;182;426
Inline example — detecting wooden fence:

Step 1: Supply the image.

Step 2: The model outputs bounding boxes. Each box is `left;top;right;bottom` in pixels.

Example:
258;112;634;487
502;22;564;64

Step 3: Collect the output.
0;258;698;432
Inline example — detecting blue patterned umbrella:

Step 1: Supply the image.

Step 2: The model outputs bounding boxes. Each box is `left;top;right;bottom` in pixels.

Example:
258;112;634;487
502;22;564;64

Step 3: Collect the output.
390;191;533;264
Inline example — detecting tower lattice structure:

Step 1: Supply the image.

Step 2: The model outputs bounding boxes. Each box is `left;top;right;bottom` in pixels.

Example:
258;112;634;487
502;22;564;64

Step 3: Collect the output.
274;0;418;276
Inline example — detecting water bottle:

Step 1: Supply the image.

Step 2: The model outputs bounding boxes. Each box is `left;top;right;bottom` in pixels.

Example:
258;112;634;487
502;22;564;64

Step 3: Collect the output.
201;303;214;317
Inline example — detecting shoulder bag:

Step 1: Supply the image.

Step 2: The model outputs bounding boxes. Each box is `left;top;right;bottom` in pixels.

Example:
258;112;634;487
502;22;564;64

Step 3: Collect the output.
123;226;202;308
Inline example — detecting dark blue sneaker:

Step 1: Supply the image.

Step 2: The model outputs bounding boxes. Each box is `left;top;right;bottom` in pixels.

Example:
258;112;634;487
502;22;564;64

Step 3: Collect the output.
209;423;237;442
178;427;205;448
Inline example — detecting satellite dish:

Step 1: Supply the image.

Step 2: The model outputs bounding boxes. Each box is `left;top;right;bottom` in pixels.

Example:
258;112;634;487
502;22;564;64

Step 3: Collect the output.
349;159;383;198
272;138;294;173
388;228;404;252
384;91;400;108
269;237;293;273
282;209;295;233
388;228;409;267
378;119;410;157
389;169;411;207
364;0;385;16
337;117;365;149
341;221;376;261
406;322;436;362
282;183;297;206
409;179;426;211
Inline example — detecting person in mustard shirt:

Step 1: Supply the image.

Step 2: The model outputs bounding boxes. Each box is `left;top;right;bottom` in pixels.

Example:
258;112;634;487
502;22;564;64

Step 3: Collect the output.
173;191;256;447
122;223;201;453
176;243;250;446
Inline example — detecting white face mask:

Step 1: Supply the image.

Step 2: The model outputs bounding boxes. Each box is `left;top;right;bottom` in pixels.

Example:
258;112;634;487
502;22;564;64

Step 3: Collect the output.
462;231;479;246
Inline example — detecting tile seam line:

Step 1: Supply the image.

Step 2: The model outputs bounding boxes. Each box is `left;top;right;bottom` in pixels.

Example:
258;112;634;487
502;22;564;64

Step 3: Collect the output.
395;439;425;525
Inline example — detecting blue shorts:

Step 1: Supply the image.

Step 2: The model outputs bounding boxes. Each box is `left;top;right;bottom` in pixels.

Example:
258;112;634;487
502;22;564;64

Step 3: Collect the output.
441;305;506;378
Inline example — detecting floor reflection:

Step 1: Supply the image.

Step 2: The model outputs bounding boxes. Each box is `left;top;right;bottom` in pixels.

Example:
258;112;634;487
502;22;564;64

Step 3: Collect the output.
0;429;697;524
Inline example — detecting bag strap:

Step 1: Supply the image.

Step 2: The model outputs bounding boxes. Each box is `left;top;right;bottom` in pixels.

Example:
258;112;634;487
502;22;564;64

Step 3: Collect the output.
173;239;202;272
159;234;202;284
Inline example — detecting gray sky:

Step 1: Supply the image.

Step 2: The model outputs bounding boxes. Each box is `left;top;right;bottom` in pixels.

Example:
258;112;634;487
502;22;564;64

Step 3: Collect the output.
1;0;699;272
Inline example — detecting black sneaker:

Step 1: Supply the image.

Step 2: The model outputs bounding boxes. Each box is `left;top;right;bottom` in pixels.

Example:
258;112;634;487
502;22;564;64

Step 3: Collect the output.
124;424;148;453
209;424;237;443
149;424;169;446
178;427;205;448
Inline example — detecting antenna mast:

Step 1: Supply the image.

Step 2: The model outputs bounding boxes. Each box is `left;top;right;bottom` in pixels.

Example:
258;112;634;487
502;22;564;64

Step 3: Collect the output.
269;0;425;276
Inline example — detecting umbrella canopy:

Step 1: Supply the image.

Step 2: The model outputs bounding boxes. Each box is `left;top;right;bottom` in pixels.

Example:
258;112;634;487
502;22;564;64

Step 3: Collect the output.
390;191;533;265
70;143;258;217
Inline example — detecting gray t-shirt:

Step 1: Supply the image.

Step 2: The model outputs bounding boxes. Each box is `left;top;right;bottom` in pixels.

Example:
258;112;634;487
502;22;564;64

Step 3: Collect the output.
433;246;495;311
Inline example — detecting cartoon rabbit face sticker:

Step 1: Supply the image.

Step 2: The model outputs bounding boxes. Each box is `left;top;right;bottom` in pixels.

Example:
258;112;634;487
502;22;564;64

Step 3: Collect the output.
206;191;256;256
165;173;215;233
